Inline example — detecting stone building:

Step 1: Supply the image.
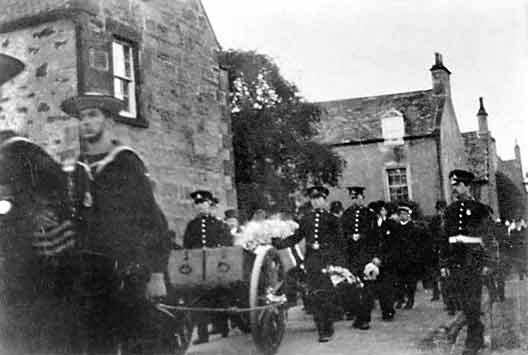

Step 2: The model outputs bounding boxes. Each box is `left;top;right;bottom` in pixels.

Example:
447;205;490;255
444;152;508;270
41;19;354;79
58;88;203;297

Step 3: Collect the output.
317;53;525;219
0;0;236;239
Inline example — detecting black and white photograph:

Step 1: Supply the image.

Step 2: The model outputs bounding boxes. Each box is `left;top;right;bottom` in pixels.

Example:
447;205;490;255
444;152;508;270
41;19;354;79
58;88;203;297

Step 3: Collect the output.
0;1;527;354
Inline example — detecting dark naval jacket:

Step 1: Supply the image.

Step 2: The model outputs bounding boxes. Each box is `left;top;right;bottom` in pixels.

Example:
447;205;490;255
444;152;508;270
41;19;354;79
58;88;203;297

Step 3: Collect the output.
183;214;233;249
395;220;426;276
82;146;170;274
341;206;378;273
440;199;493;272
274;208;346;279
377;219;402;272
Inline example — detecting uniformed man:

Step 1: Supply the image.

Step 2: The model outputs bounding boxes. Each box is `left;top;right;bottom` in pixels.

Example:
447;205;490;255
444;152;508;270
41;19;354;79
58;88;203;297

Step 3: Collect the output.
272;186;346;342
341;186;379;329
429;200;447;302
60;93;170;354
394;203;424;310
440;169;494;355
183;190;233;344
0;131;89;353
370;200;397;321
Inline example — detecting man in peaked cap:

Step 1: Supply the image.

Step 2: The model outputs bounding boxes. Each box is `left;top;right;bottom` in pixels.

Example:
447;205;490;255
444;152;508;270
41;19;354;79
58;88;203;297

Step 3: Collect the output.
0;131;91;353
60;93;170;353
394;201;426;310
341;186;379;329
272;185;346;342
440;169;494;355
183;190;233;344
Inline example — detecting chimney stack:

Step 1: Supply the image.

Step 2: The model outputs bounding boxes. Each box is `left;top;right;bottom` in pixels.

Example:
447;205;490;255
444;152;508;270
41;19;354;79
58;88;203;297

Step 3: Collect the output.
430;52;451;97
477;97;488;134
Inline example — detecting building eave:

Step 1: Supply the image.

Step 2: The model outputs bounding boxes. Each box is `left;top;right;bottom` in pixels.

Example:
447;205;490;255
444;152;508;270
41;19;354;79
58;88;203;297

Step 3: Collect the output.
327;132;438;148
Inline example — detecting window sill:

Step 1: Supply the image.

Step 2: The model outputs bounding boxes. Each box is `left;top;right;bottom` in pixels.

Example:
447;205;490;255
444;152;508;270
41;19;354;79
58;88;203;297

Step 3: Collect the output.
114;114;149;128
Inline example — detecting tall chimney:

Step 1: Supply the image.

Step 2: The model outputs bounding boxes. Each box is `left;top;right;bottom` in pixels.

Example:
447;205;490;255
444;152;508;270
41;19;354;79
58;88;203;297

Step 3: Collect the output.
430;52;451;97
477;97;488;133
515;139;523;169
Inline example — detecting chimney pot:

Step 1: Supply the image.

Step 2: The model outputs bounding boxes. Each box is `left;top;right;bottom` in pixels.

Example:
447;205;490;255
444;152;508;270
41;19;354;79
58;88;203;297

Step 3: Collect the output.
477;97;488;116
477;97;489;133
435;52;443;65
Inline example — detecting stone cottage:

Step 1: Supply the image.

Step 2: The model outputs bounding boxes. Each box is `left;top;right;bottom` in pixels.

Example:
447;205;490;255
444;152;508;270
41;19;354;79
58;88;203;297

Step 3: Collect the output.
317;53;525;219
0;0;236;239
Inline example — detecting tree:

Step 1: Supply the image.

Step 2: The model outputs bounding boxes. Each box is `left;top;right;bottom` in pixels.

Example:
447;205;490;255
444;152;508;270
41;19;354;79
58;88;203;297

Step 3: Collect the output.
218;50;344;219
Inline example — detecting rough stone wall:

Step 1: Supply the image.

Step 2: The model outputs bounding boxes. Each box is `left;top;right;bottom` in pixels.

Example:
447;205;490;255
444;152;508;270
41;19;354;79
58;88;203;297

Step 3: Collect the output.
0;0;236;241
328;137;440;216
0;19;78;160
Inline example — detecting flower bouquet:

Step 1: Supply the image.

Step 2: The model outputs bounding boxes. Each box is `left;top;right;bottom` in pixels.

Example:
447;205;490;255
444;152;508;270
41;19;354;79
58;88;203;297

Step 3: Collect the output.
234;214;299;251
322;265;364;288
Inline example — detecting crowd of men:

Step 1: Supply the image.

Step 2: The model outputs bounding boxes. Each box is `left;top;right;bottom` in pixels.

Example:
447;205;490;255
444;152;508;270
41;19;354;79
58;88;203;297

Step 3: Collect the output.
1;89;527;355
270;173;526;355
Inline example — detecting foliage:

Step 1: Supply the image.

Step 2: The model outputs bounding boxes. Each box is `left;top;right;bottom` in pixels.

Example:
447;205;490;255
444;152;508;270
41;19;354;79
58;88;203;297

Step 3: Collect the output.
218;50;343;217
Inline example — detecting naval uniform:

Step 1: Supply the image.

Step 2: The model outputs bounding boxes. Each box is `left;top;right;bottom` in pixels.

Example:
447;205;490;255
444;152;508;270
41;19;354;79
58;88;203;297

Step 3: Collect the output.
394;220;425;309
182;213;233;342
341;205;378;326
376;218;401;319
79;145;170;354
273;208;346;339
0;137;92;354
440;198;493;352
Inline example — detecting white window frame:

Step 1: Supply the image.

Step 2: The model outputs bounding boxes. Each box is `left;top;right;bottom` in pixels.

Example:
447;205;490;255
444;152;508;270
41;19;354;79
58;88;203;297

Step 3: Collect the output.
112;39;137;119
384;165;412;202
381;109;405;145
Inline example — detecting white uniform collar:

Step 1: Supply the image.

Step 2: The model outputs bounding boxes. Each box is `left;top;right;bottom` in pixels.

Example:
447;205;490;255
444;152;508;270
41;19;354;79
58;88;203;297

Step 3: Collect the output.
87;145;144;174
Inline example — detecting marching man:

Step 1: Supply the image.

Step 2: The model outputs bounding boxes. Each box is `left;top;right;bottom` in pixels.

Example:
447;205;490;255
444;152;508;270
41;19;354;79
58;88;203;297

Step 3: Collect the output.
272;186;346;342
440;169;494;355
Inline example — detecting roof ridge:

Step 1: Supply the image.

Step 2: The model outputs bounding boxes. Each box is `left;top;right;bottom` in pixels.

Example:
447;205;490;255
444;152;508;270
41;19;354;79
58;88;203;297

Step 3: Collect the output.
317;89;433;104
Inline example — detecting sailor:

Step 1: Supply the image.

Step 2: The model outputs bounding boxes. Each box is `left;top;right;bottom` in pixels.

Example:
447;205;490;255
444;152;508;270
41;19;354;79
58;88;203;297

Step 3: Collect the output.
60;92;170;353
0;131;89;353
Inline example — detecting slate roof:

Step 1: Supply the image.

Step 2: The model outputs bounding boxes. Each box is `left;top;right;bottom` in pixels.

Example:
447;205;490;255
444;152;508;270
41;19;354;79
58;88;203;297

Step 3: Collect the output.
462;131;489;181
316;89;446;145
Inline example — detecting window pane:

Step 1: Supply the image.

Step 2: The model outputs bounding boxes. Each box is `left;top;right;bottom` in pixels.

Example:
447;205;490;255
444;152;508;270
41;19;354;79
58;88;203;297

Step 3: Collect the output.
127;81;136;116
114;77;124;99
112;39;137;118
124;45;132;78
387;168;409;201
112;42;125;77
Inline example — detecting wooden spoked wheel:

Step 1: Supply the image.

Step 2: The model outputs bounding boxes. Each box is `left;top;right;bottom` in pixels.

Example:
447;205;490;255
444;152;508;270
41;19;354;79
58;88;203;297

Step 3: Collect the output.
249;245;287;355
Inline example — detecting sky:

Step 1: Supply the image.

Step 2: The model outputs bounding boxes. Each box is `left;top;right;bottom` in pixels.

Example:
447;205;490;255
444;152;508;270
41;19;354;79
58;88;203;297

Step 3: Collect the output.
202;0;528;178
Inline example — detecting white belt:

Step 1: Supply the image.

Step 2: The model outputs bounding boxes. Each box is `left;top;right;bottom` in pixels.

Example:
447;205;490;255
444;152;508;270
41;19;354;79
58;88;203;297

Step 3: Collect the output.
448;235;483;245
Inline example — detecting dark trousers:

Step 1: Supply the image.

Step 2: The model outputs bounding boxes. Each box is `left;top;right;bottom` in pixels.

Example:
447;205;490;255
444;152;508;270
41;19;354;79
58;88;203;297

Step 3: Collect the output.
395;268;418;307
441;275;461;313
377;272;396;317
308;273;336;337
355;280;375;324
1;259;81;354
451;268;485;350
193;288;231;341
